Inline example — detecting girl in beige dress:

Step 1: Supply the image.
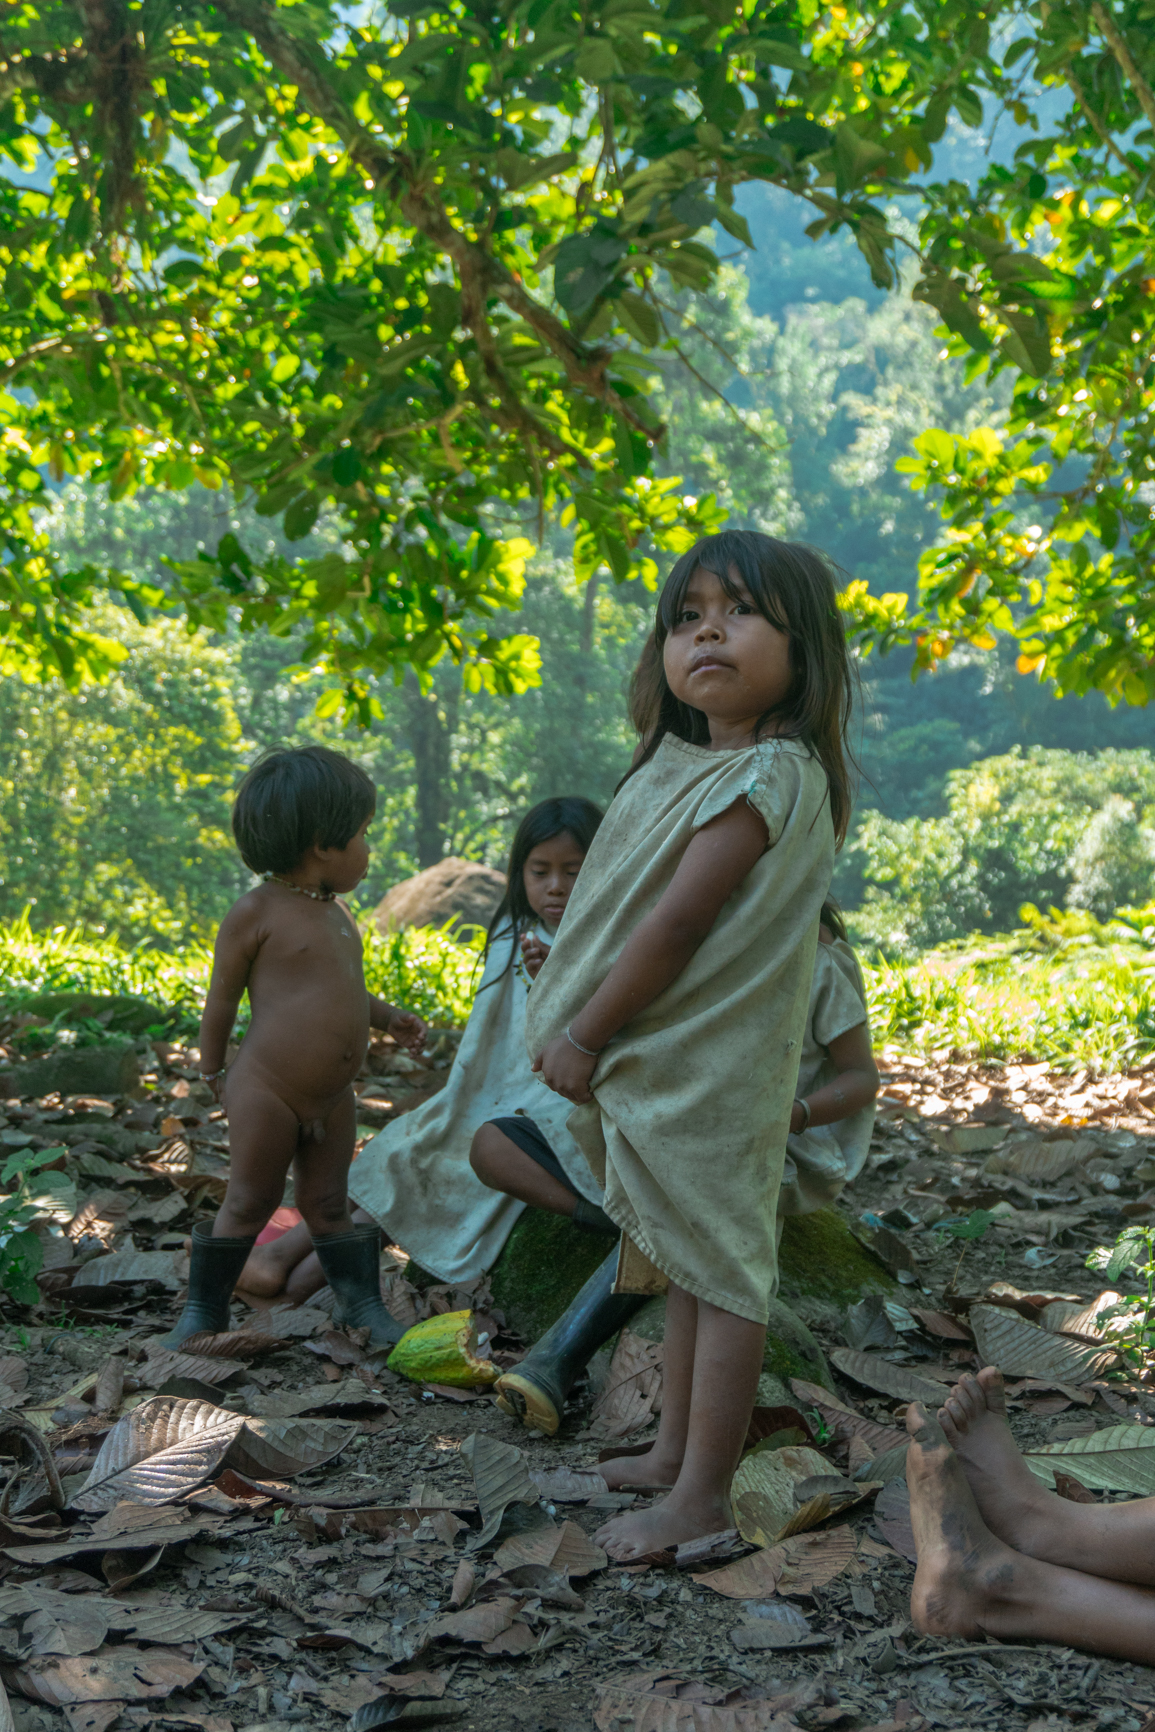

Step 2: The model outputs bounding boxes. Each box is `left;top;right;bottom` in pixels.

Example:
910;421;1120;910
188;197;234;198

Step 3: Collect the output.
525;530;856;1561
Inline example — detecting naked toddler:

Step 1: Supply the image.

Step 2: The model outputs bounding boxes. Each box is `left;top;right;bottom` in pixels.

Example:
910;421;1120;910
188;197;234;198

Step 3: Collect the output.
161;746;426;1349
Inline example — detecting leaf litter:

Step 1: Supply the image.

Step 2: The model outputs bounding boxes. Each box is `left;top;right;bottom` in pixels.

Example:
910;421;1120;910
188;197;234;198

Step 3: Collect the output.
2;1043;1155;1731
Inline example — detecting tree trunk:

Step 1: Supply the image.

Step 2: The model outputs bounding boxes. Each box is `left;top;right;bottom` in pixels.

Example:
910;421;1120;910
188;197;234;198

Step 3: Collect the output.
403;676;453;868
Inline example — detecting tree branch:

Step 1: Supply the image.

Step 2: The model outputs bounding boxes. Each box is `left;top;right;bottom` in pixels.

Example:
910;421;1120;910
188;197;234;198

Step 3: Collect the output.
211;0;659;442
1090;0;1155;134
1066;72;1141;181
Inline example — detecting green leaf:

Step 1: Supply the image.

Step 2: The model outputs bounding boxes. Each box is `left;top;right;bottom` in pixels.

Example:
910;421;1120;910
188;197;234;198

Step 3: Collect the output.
933;1209;996;1241
332;448;363;488
833;122;889;195
999;309;1051;378
616;292;661;347
284;496;320;541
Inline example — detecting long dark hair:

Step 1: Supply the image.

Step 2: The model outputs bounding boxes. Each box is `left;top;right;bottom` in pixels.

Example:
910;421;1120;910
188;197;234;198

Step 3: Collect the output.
482;796;604;982
623;531;857;846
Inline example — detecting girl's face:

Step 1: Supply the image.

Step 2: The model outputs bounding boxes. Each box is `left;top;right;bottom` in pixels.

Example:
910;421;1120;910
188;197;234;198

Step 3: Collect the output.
522;830;586;930
663;565;793;747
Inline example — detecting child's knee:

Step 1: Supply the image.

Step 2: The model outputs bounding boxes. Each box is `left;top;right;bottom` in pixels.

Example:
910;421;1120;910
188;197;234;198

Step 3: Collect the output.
469;1124;507;1189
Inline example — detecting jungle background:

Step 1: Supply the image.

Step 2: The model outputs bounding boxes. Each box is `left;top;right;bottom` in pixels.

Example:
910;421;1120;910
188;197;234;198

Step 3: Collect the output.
9;163;1153;967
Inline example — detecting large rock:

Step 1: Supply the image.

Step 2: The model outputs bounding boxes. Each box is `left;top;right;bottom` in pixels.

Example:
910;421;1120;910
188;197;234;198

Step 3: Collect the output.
0;1039;140;1102
488;1210;612;1343
373;858;506;936
778;1210;900;1308
15;992;166;1035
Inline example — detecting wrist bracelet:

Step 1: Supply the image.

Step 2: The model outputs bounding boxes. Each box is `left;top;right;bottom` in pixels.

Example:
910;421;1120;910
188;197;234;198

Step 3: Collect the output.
201;1067;227;1083
794;1097;810;1131
565;1026;602;1058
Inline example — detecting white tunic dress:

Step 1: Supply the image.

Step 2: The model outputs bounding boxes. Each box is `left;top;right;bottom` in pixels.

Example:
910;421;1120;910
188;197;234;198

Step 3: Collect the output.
349;925;601;1285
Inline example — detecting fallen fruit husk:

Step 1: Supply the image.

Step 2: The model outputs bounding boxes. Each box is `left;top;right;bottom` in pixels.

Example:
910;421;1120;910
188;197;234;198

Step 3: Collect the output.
386;1310;499;1389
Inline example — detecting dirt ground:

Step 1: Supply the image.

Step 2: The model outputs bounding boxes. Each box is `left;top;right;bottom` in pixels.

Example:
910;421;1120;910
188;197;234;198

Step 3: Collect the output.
3;1037;1155;1732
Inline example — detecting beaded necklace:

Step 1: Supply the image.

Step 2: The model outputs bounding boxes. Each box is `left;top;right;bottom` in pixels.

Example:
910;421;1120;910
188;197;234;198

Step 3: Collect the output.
263;873;336;902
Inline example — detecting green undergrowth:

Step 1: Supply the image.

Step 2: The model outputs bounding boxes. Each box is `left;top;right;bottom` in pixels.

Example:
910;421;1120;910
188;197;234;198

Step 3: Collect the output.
865;900;1155;1070
6;900;1155;1071
0;907;484;1038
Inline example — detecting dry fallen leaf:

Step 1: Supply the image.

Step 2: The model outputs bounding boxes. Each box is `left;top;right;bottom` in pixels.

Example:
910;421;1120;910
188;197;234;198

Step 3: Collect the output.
0;1678;12;1732
729;1601;821;1650
423;1596;520;1647
828;1350;951;1405
776;1525;859;1594
10;1645;205;1705
170;1330;283;1358
138;1348;245;1389
969;1304;1117;1382
448;1559;475;1610
587;1330;664;1442
459;1432;536;1547
70;1398;245;1512
692;1547;785;1600
1025;1424;1155;1494
908;1308;972;1341
82;1250;187;1290
593;1668;821;1732
730;1447;867;1548
529;1466;609;1503
226;1414;357;1478
494;1518;607;1577
91;1356;125;1417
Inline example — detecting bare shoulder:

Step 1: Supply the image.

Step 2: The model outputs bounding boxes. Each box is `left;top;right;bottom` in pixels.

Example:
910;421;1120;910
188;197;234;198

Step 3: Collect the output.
217;884;278;950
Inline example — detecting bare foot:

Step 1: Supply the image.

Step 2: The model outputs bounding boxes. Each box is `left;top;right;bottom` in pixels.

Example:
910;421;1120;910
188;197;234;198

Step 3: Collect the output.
905;1401;1030;1638
938;1366;1053;1555
593;1486;731;1561
599;1444;682;1492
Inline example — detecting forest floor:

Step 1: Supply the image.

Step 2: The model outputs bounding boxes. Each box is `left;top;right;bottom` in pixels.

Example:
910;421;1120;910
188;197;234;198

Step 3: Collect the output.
1;1038;1155;1732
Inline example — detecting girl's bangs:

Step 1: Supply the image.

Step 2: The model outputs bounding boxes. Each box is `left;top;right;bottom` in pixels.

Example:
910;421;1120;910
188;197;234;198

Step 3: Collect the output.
657;536;787;637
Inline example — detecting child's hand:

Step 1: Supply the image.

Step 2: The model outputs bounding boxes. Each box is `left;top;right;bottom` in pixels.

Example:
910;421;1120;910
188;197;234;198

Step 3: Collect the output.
532;1034;597;1104
386;1007;428;1055
520;933;551;981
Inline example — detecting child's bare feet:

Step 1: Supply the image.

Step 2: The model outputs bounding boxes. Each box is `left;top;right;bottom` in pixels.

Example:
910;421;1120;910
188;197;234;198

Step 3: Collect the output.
937;1367;1052;1555
906;1401;1030;1638
599;1443;682;1492
593;1486;733;1561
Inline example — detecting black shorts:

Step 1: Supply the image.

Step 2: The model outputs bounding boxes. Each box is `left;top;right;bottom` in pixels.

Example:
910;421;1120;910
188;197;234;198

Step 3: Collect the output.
487;1116;580;1198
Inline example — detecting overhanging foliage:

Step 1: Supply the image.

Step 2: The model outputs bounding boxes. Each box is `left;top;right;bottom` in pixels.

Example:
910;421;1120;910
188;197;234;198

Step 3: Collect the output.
0;1;1152;705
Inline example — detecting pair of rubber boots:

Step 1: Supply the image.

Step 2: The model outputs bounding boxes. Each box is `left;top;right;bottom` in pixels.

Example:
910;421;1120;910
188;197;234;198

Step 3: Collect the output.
158;1220;403;1350
494;1245;644;1435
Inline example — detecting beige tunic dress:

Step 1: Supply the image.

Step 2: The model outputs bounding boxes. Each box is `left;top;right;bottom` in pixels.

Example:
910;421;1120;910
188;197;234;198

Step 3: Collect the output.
525;733;835;1324
778;936;874;1224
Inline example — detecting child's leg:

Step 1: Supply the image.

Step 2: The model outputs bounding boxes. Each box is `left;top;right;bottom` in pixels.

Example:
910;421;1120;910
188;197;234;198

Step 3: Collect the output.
470;1123;578;1218
214;1079;305;1239
600;1283;697;1490
238;1221;315;1298
594;1288;766;1560
290;1088;357;1241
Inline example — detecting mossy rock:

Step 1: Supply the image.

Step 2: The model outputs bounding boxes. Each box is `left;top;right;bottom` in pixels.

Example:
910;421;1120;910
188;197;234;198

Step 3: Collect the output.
489;1209;614;1342
17;992;167;1036
0;1039;140;1102
778;1209;900;1308
631;1292;835;1394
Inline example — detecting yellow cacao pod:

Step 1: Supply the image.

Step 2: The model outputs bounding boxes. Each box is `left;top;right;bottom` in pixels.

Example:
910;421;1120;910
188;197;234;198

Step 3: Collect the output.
386;1308;499;1389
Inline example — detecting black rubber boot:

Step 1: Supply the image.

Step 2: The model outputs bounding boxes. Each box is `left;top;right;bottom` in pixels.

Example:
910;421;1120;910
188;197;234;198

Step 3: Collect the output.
494;1246;645;1435
572;1196;621;1236
311;1222;404;1349
158;1221;256;1348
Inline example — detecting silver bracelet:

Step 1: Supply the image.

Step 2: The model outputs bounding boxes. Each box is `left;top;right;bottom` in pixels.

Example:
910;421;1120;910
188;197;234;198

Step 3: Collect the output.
565;1026;602;1058
201;1067;227;1083
794;1097;811;1131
